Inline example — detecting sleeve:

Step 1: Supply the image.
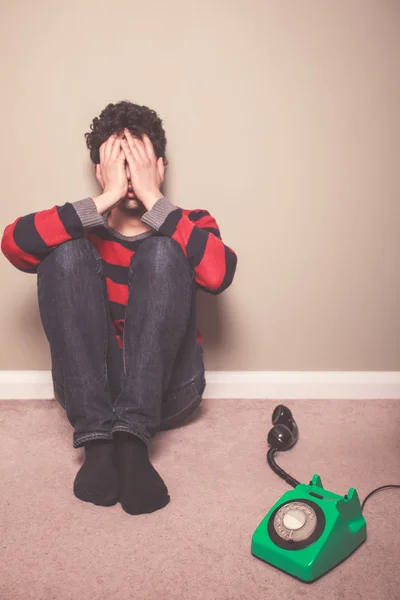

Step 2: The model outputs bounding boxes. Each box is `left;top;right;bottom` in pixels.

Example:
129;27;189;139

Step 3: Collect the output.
141;196;237;294
1;197;104;273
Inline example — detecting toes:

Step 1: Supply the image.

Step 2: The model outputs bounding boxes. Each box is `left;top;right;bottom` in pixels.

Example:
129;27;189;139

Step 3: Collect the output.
120;493;170;515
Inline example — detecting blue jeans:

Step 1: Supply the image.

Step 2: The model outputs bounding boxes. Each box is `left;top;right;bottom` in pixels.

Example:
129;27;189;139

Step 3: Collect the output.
37;235;206;448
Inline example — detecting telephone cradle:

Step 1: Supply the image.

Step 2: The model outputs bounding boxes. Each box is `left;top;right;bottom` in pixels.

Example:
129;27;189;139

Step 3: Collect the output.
251;474;367;582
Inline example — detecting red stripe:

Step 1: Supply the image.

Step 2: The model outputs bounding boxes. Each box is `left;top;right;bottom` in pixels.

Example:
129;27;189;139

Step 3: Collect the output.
106;277;129;305
195;234;226;290
190;214;218;231
35;206;72;246
85;234;134;266
171;216;195;257
1;220;40;270
115;332;123;350
113;319;125;335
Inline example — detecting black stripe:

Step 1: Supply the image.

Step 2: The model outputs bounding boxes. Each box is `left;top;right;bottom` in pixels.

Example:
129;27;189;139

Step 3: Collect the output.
13;214;50;259
88;227;147;251
159;209;183;236
186;227;208;268
13;204;83;262
102;261;129;285
58;203;85;239
188;210;210;222
202;227;221;239
108;300;127;321
21;265;39;274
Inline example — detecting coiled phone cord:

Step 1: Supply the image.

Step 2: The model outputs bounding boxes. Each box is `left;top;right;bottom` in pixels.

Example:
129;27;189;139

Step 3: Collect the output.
267;447;400;512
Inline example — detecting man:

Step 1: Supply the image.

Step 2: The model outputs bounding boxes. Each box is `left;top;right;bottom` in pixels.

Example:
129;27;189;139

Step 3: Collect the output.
1;101;237;515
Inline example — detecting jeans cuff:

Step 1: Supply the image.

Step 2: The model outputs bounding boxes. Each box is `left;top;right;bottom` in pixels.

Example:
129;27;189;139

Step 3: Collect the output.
73;432;113;449
111;425;150;446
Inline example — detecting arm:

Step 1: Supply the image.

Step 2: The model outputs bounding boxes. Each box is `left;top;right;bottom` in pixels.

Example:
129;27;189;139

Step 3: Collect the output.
2;134;131;273
1;193;116;273
142;197;237;294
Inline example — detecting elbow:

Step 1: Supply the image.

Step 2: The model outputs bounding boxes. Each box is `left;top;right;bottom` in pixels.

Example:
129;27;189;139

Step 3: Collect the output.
1;230;37;273
1;231;12;262
216;252;238;294
201;260;238;296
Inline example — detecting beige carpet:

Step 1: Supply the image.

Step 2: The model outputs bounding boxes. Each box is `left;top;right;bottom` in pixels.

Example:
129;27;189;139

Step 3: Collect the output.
1;398;399;600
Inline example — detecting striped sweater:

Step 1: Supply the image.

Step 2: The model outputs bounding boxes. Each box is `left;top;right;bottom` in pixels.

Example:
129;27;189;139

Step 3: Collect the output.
1;196;237;349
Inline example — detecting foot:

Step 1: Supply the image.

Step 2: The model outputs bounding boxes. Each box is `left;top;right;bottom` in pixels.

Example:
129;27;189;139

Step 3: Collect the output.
73;439;118;506
114;432;170;515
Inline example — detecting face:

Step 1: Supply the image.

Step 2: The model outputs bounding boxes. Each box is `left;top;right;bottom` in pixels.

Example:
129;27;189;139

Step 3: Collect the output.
95;132;166;211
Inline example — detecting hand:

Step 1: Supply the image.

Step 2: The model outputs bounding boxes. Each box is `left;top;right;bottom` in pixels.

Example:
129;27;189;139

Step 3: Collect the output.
96;133;128;201
121;129;165;209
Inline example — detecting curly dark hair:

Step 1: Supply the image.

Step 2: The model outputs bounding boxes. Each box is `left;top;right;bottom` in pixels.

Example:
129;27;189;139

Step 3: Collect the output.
84;100;167;164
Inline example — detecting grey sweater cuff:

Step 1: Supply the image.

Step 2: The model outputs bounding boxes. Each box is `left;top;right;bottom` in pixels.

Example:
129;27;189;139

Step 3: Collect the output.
72;197;105;229
141;197;179;231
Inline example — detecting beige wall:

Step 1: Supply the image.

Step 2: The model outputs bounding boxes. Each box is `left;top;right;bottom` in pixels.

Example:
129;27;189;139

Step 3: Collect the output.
1;0;399;371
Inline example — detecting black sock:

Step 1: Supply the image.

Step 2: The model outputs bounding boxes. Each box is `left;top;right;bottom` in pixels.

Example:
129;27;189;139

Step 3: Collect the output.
73;439;118;506
114;432;170;515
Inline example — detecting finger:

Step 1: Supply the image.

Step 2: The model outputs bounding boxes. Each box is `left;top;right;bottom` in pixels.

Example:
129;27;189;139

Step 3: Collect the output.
157;156;165;182
156;163;161;187
133;136;148;162
99;141;106;164
124;129;146;163
110;137;122;161
124;160;130;181
129;132;151;162
109;132;125;160
96;163;105;188
142;133;157;162
117;148;129;179
121;138;140;168
104;134;117;162
121;143;137;182
122;136;140;163
117;145;127;163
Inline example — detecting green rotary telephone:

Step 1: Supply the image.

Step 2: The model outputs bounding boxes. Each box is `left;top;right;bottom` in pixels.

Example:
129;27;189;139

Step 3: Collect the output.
251;406;366;582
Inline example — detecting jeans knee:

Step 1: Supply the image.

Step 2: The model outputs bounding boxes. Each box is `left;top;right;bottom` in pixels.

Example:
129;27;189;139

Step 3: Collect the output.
39;238;100;278
132;236;192;280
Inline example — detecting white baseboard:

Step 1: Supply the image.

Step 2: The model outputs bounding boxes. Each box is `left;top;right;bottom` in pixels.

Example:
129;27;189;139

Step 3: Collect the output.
204;371;400;399
0;371;400;400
